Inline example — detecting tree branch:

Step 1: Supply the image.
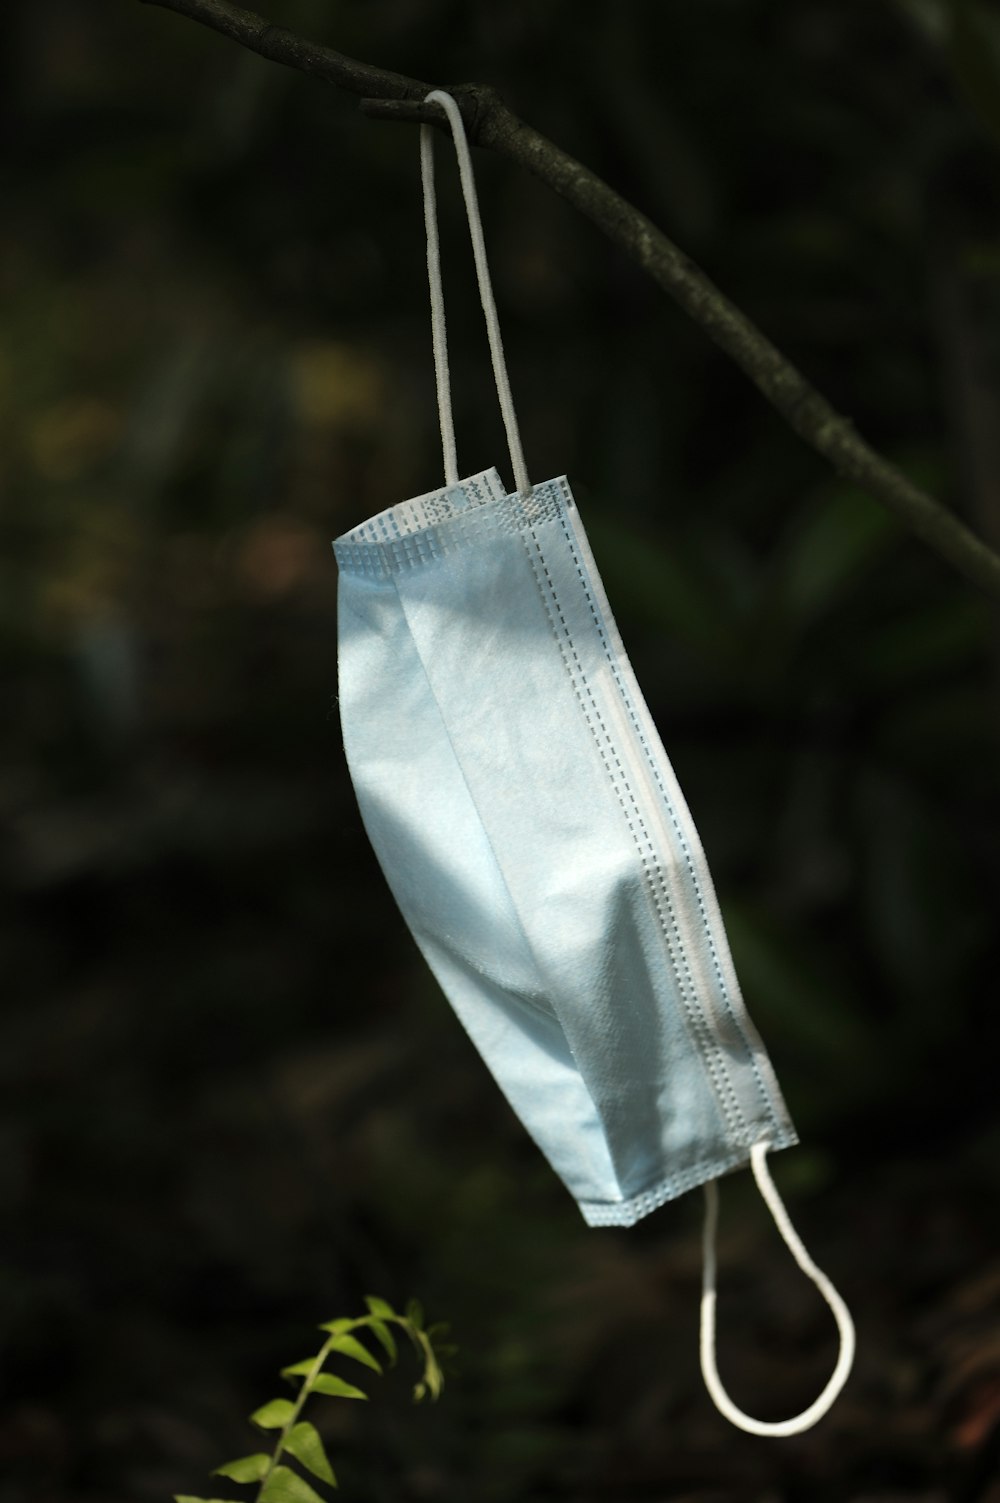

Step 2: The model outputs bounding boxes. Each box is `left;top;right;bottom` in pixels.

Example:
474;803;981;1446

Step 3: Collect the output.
139;0;1000;600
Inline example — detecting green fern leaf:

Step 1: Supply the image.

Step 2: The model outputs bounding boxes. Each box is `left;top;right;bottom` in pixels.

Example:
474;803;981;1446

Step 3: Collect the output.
317;1318;353;1336
363;1295;395;1320
311;1374;368;1400
365;1318;397;1365
174;1495;246;1502
250;1398;297;1429
259;1464;330;1503
284;1421;337;1486
280;1358;320;1379
211;1453;271;1483
327;1334;382;1374
405;1298;424;1330
424;1367;443;1401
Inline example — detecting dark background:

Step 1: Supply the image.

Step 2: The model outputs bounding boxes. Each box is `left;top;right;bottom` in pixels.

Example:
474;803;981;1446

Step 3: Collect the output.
2;2;999;1500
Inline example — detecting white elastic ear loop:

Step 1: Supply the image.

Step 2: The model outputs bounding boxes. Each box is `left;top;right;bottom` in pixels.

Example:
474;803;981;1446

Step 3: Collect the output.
420;121;458;489
700;1140;856;1437
420;89;531;499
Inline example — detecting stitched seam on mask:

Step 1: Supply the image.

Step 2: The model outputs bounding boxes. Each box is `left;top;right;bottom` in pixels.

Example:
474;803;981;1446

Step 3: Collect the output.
579;1124;799;1225
584;1143;752;1223
337;473;497;566
520;527;745;1150
521;527;744;1141
562;491;772;1118
336;479;566;577
551;485;773;1126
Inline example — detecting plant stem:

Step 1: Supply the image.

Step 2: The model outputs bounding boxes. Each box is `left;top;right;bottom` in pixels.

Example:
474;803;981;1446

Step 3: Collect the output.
255;1335;337;1500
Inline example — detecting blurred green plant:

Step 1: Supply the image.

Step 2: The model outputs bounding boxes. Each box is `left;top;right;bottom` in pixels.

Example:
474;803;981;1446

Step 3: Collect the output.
174;1296;453;1503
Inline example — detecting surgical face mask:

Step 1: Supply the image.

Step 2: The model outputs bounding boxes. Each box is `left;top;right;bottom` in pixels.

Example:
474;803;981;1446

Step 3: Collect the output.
334;88;855;1436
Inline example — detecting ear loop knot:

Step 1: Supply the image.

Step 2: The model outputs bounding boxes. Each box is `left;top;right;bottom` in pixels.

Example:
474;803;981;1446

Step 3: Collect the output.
420;89;531;499
700;1140;856;1436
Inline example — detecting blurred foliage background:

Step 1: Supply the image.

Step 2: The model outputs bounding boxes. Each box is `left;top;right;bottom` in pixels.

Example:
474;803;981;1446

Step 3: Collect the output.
2;1;999;1500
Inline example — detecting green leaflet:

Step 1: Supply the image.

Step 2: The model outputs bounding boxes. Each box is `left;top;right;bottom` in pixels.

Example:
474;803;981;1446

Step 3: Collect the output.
211;1453;271;1483
363;1295;395;1321
405;1298;424;1331
250;1399;297;1429
283;1422;337;1486
365;1318;397;1365
415;1355;443;1403
259;1465;329;1503
174;1299;449;1500
311;1373;368;1400
326;1334;382;1374
414;1325;445;1402
174;1496;245;1503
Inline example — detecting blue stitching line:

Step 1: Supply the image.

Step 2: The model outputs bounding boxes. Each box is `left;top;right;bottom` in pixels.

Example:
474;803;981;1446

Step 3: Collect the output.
552;478;773;1121
335;479;565;578
579;1129;798;1226
520;524;744;1149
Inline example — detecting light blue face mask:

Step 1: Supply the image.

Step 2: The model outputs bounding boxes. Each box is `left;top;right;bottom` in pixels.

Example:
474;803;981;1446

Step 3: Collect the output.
334;89;855;1436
